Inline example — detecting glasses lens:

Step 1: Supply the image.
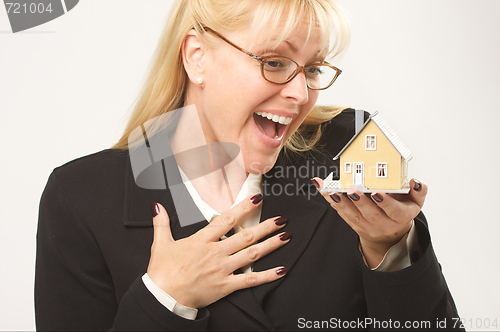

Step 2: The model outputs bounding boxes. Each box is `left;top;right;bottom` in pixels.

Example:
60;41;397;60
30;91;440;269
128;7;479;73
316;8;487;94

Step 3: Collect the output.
262;57;339;90
305;64;339;90
261;57;297;84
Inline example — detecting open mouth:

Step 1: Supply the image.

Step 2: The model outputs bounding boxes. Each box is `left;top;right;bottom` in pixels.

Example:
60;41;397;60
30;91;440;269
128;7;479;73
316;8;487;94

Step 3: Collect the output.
253;111;293;140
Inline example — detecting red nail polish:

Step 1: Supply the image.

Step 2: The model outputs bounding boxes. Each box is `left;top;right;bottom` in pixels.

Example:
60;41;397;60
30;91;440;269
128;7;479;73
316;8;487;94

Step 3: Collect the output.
330;192;341;203
279;232;292;241
151;202;160;218
274;216;288;226
348;193;360;201
250;194;263;205
414;180;422;192
372;193;383;203
276;267;287;276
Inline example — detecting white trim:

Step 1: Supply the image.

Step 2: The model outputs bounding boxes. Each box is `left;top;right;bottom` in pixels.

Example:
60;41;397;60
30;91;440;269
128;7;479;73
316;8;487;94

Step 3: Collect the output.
354;163;364;186
365;135;376;150
376;162;388;178
345;162;352;173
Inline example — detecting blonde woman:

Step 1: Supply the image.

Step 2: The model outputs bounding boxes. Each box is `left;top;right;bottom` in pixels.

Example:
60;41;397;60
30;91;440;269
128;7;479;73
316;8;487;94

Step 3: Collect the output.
35;0;462;330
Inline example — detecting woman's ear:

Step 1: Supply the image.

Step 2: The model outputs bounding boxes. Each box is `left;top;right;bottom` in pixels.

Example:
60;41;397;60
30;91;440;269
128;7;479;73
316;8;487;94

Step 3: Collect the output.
182;29;206;86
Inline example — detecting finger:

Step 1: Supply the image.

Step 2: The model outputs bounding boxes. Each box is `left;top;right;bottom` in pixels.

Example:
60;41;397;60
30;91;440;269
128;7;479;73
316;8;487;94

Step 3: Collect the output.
311;177;323;191
313;177;339;204
228;266;287;291
321;189;343;207
313;177;345;210
345;190;393;225
408;179;428;209
327;190;368;233
151;202;174;244
220;216;288;254
370;191;421;223
199;194;263;242
227;229;292;270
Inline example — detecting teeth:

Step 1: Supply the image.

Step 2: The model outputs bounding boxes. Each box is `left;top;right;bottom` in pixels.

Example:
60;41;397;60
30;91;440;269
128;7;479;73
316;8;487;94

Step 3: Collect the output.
255;111;293;125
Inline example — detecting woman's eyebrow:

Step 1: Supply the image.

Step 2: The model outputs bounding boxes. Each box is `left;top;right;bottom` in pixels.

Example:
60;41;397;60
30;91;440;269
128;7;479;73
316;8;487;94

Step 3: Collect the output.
285;40;298;53
285;40;322;58
258;39;323;59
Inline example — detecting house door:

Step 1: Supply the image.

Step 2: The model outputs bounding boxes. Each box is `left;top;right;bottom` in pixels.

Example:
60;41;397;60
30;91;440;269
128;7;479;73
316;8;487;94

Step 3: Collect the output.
354;163;364;186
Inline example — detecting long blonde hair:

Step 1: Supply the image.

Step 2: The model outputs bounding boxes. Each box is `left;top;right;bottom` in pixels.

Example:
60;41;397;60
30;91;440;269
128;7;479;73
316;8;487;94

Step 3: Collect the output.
112;0;351;153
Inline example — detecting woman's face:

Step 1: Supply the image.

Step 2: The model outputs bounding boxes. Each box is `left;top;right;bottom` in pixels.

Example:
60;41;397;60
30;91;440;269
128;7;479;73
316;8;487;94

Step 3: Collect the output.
189;23;326;175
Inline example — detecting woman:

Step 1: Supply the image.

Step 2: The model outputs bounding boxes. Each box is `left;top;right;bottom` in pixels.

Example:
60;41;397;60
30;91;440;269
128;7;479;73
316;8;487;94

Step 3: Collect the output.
35;0;462;330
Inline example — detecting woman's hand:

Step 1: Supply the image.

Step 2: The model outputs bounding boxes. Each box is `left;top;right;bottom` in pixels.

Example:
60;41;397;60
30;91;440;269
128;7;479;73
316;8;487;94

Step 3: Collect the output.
147;194;290;309
313;178;427;268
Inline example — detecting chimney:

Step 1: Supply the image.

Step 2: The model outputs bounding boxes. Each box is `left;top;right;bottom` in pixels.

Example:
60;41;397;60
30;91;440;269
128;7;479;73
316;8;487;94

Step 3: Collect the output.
355;108;364;135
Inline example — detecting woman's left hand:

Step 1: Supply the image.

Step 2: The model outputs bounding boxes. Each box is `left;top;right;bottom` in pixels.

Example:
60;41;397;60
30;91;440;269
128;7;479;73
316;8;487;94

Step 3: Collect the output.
312;178;428;268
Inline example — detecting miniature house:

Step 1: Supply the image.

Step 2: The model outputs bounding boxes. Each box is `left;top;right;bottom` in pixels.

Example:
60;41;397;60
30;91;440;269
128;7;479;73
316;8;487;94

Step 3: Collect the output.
323;110;412;193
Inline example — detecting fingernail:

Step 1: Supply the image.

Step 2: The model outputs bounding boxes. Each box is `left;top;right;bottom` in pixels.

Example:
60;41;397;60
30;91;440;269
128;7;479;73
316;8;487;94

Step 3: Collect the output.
372;193;384;203
274;216;288;226
250;194;263;205
311;178;320;189
151;202;160;218
276;267;287;276
279;232;292;241
348;193;360;201
329;192;341;203
414;180;422;192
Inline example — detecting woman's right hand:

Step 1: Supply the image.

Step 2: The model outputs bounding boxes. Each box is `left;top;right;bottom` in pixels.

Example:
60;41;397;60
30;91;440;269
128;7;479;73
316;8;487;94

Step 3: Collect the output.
146;194;290;309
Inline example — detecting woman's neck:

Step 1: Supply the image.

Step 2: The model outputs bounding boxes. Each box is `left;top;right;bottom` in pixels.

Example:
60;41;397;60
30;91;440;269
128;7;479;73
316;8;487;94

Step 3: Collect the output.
170;106;248;213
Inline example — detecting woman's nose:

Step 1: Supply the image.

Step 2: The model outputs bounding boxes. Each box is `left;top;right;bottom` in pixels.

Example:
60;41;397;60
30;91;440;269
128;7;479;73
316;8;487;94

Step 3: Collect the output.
280;72;309;105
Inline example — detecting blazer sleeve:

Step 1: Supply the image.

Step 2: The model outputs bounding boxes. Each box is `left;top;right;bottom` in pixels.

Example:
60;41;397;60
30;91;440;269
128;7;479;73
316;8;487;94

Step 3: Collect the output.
359;212;464;331
35;171;210;331
314;110;463;330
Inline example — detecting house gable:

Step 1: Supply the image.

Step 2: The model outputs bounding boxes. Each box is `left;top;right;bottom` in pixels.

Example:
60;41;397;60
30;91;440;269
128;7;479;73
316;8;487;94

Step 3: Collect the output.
338;121;403;190
324;110;412;193
333;112;412;162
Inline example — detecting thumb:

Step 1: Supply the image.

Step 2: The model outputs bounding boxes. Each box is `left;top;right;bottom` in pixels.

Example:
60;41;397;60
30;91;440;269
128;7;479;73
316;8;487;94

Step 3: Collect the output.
311;177;323;191
151;202;174;244
408;179;428;209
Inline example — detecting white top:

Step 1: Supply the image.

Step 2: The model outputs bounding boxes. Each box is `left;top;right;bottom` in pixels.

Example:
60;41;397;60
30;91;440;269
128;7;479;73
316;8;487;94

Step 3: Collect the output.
179;167;263;232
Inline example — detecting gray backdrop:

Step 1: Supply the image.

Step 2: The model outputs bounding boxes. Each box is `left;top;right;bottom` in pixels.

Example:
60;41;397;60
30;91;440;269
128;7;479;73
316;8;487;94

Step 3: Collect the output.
1;1;498;330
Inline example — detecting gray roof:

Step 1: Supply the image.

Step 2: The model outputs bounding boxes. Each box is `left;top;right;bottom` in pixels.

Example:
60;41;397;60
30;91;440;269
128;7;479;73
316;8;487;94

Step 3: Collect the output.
333;111;413;162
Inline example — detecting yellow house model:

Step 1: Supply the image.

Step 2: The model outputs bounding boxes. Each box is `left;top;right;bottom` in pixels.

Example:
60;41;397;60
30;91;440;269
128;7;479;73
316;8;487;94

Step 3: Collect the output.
324;110;412;193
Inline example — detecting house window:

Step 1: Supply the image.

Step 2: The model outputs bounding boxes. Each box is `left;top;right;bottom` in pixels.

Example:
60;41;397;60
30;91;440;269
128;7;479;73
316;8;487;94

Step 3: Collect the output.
366;135;376;150
345;163;352;173
377;163;387;178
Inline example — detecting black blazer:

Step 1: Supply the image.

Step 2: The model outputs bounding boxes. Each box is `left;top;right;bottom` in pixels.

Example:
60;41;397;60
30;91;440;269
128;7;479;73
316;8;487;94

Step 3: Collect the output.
35;109;462;331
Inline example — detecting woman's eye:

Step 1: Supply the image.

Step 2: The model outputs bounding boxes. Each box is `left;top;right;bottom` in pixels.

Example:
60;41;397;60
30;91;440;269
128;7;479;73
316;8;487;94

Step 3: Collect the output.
264;60;286;71
306;66;325;77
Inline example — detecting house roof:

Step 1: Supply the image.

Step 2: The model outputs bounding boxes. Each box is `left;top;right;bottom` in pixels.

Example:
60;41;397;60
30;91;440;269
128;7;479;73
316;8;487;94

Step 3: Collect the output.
333;111;413;162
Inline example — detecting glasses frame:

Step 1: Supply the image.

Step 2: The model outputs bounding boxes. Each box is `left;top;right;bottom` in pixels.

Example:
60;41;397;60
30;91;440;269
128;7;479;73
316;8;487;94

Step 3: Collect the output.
203;27;342;91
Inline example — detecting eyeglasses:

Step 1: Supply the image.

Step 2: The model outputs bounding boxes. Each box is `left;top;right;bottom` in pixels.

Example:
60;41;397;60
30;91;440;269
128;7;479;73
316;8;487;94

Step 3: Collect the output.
203;27;342;90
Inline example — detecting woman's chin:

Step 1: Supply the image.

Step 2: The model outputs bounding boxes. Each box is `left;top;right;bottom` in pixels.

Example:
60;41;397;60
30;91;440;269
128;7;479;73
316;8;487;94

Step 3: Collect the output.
244;154;280;176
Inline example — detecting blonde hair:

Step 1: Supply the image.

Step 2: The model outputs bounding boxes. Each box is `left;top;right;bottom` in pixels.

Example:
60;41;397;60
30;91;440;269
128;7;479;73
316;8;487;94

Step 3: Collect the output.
112;0;351;153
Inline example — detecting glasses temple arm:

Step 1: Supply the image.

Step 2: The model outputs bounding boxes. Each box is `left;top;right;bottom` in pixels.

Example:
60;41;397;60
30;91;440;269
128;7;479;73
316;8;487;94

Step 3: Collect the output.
202;27;265;63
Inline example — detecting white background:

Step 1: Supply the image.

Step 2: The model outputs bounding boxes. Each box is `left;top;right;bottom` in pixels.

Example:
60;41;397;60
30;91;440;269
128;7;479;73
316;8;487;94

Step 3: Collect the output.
1;0;499;330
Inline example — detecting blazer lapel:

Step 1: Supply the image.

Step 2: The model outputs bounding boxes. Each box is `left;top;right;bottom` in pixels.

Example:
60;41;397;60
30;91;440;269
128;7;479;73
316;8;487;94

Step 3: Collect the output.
252;174;328;306
224;289;277;331
123;153;208;238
